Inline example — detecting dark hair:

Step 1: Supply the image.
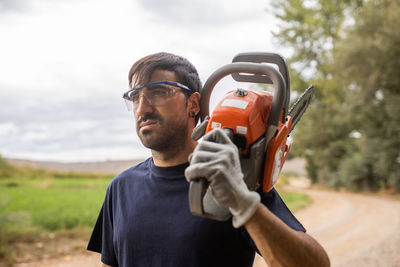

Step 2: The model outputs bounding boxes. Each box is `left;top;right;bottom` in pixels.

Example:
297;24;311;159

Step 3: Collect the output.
128;52;202;124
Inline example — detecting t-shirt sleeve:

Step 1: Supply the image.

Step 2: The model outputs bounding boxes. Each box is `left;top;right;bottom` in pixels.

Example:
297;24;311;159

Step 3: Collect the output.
87;185;118;266
87;205;103;253
261;188;306;232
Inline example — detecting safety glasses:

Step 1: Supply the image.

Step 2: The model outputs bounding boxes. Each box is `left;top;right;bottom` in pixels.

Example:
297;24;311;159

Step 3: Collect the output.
123;81;193;111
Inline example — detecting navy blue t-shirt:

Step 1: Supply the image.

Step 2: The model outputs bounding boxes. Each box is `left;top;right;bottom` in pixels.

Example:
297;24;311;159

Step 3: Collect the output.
87;158;305;267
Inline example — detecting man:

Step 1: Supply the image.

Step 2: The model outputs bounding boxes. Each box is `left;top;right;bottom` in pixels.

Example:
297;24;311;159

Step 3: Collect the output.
87;52;330;267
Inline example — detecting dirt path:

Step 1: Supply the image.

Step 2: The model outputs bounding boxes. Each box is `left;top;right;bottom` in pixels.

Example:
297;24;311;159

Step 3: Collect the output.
16;184;400;267
254;185;400;267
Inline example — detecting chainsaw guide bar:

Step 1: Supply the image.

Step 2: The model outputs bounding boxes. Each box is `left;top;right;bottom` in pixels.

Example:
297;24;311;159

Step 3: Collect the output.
288;85;314;134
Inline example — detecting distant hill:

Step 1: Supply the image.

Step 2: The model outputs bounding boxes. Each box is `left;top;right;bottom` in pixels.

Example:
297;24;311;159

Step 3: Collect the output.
6;157;306;176
6;158;144;174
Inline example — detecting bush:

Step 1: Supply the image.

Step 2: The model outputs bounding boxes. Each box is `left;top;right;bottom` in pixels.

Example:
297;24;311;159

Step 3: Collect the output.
0;156;15;179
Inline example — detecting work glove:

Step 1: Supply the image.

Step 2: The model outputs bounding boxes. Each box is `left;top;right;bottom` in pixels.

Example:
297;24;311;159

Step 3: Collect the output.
185;128;261;228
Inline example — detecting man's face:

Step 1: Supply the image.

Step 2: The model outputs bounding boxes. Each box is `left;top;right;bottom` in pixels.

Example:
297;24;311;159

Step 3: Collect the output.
132;69;191;152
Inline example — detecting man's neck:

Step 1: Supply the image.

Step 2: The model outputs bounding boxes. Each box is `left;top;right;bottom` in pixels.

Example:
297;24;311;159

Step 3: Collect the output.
151;138;197;167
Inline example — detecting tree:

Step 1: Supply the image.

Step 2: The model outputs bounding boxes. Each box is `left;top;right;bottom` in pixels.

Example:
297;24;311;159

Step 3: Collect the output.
272;0;400;191
271;0;363;78
333;0;400;191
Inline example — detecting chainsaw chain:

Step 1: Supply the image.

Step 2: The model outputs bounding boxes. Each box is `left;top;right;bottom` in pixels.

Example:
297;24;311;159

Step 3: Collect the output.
288;85;314;133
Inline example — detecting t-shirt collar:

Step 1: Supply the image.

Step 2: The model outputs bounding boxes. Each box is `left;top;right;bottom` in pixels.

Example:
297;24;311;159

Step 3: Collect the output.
148;157;189;179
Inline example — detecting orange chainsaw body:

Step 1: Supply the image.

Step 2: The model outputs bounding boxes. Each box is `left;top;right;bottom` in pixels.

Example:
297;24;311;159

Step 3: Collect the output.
205;89;292;192
206;90;271;155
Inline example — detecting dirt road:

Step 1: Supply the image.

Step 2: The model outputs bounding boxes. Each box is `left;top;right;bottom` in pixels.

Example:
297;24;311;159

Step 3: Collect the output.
17;184;400;267
254;185;400;267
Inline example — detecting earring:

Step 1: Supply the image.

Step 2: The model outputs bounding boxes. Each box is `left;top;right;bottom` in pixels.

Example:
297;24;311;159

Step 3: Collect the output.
190;112;195;118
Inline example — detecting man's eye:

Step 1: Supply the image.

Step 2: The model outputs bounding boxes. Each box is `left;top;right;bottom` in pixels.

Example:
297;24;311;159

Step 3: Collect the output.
130;92;140;102
149;87;169;97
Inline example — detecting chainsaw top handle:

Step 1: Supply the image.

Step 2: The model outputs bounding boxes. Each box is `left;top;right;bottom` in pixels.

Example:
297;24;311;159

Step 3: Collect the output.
199;62;287;130
232;52;290;121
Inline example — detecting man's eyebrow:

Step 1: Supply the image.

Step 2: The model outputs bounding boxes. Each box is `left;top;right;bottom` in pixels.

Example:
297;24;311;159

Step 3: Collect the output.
147;84;170;89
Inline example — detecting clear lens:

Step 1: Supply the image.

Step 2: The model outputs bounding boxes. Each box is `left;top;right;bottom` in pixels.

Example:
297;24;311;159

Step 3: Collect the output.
145;85;171;102
123;81;182;112
124;98;133;111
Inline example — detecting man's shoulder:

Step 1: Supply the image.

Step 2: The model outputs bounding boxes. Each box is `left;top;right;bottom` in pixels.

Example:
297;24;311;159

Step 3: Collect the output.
121;158;151;175
110;158;152;186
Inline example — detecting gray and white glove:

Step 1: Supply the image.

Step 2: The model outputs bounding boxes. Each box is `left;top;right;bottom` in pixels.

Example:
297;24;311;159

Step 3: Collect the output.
185;128;260;228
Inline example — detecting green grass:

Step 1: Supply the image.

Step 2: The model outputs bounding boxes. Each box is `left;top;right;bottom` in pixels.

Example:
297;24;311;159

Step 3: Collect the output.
0;173;310;265
0;178;110;231
276;173;312;211
281;191;311;211
0;176;310;230
0;177;112;265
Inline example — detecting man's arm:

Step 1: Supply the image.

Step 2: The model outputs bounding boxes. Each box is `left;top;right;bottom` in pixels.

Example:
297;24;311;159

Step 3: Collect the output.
245;203;330;267
102;264;111;267
185;129;330;266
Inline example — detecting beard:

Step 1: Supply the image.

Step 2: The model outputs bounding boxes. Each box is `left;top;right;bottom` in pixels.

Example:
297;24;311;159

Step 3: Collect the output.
136;111;189;152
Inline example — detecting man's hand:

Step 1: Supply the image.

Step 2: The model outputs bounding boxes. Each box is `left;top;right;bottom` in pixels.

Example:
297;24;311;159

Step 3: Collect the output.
185;128;260;228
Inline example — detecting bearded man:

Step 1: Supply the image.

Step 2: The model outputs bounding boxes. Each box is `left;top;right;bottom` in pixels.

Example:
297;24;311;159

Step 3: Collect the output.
87;52;330;267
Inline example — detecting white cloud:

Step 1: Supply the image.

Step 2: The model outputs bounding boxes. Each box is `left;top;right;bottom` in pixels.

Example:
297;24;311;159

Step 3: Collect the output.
0;0;282;162
0;122;18;136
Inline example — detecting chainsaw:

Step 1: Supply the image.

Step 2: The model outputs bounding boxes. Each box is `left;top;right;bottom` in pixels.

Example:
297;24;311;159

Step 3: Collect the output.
188;52;314;221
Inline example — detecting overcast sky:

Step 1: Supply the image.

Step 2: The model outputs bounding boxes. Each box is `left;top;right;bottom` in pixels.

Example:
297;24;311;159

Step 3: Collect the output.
0;0;285;162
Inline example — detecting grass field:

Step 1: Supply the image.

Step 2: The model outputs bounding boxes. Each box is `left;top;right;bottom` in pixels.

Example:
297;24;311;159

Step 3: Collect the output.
0;177;111;265
0;178;110;231
0;177;309;231
281;191;311;211
0;175;310;265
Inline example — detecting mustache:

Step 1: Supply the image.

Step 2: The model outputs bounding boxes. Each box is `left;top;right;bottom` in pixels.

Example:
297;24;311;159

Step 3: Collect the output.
137;114;162;125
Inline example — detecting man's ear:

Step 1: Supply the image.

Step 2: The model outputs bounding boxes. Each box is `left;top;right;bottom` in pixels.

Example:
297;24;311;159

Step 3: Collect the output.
188;92;200;116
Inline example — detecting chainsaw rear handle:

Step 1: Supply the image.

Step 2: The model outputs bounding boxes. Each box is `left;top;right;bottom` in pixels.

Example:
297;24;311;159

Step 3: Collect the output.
189;62;286;221
199;62;287;129
189;129;234;221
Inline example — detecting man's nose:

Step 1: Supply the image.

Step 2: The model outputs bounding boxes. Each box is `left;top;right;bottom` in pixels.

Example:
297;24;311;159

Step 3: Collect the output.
134;94;154;117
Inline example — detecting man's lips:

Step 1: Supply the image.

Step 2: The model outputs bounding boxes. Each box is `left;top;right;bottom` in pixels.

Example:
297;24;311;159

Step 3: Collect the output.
139;120;158;130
